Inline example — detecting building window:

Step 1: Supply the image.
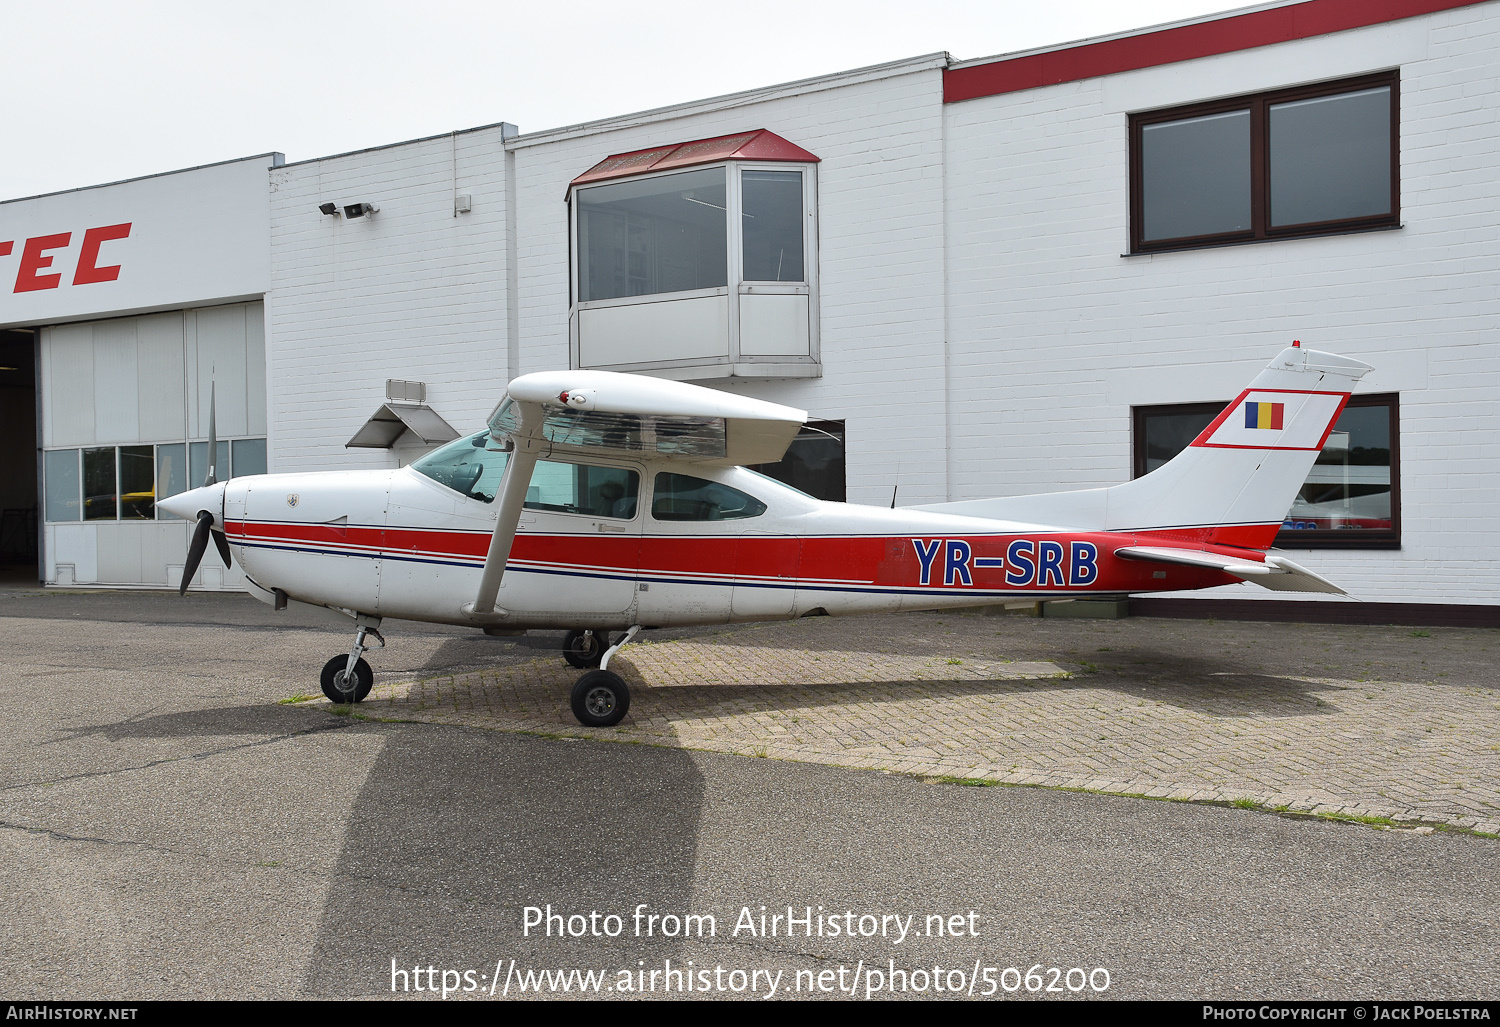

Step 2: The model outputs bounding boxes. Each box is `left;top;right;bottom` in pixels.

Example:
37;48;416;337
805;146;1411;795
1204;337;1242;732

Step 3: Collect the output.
1133;394;1399;548
1130;72;1398;253
578;167;729;301
42;439;268;522
568;130;820;379
747;420;846;502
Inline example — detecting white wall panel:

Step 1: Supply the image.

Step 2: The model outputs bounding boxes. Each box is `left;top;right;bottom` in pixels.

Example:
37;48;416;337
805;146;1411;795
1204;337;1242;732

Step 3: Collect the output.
246;302;267;437
91;318;139;444
42;322;95;447
51;523;97;583
579;296;729;366
192;304;250;438
136;313;186;443
739;294;809;356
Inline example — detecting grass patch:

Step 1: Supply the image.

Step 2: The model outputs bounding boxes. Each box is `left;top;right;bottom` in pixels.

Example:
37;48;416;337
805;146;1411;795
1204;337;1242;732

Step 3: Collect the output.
278;694;317;705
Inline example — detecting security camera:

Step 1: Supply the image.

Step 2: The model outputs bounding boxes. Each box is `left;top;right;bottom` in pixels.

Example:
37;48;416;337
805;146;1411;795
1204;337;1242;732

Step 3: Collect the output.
318;202;340;216
344;202;379;219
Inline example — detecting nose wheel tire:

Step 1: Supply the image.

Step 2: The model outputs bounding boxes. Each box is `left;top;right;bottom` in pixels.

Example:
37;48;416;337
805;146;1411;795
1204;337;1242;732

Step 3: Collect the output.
321;655;373;704
562;629;606;669
570;670;630;727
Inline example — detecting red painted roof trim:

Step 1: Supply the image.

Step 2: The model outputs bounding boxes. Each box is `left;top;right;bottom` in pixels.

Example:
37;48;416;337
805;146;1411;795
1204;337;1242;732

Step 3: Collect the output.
570;129;819;188
944;0;1488;103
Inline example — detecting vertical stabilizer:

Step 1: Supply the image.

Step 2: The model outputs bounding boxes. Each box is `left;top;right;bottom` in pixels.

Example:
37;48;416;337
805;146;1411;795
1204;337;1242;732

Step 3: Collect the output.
915;345;1373;548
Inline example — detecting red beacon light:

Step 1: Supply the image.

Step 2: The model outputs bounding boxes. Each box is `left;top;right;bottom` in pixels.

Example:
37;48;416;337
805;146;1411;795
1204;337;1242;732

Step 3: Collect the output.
1292;339;1301;347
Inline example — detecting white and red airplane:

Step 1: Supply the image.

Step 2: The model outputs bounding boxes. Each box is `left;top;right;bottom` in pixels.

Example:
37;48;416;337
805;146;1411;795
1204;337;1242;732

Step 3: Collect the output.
158;343;1371;726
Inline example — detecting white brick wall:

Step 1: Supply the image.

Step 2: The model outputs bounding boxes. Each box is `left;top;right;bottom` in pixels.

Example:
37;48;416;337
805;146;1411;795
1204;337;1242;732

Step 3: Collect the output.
267;127;514;473
941;6;1500;605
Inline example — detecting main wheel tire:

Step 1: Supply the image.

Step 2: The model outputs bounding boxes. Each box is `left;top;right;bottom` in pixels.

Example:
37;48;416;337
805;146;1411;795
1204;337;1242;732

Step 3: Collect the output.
562;628;606;669
570;670;630;727
321;655;373;703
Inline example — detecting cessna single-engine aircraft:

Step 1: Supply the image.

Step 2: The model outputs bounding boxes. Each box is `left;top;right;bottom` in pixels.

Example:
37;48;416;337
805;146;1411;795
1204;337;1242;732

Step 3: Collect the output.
158;343;1370;727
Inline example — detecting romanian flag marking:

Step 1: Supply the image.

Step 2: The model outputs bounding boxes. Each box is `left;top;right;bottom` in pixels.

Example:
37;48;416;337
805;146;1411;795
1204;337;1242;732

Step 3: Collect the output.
1243;401;1285;430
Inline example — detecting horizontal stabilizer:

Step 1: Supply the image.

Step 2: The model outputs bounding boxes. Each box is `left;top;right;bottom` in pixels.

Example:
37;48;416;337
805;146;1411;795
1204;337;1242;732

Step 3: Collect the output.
1115;546;1347;595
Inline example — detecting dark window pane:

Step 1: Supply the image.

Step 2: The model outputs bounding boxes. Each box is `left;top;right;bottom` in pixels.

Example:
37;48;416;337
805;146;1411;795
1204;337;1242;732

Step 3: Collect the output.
1136;396;1398;546
1140;110;1251;241
1283;404;1393;533
231;438;267;478
1270;87;1391;226
747;421;845;501
578;168;728;301
652;473;766;521
189;440;230;488
1140;410;1217;474
44;450;81;522
741;170;804;282
83;448;117;521
120;446;155;519
156;444;186;520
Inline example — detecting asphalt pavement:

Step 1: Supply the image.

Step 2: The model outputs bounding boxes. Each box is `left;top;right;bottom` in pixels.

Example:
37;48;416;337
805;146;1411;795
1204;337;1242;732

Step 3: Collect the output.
0;586;1495;1000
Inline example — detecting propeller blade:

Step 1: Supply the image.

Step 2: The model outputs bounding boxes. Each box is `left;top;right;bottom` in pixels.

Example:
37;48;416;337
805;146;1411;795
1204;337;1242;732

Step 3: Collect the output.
213;525;232;568
179;510;214;595
202;380;218;487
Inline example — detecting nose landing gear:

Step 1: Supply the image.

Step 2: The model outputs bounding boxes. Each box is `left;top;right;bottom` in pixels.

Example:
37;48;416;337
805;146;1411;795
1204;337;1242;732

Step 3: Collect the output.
321;614;384;704
568;625;639;728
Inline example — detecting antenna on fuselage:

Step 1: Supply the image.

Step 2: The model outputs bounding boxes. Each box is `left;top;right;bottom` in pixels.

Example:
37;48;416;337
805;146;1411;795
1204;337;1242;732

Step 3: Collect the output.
890;461;901;509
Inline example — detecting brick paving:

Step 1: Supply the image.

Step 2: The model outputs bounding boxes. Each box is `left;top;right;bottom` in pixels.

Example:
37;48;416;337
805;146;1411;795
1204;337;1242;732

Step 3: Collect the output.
308;611;1500;836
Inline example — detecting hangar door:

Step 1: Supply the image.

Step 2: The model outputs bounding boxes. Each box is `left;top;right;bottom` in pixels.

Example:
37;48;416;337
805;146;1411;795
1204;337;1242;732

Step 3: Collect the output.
39;302;266;588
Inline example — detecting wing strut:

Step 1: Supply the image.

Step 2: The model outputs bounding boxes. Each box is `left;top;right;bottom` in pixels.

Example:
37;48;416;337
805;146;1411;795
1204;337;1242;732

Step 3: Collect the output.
465;402;546;618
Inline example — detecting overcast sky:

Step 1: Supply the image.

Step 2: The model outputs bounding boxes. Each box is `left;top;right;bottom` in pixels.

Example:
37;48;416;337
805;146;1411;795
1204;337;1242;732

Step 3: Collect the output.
3;0;1258;200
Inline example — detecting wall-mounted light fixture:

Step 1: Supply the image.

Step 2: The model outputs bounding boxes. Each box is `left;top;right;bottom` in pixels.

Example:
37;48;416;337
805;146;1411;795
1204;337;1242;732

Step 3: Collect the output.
318;202;340;216
343;202;379;219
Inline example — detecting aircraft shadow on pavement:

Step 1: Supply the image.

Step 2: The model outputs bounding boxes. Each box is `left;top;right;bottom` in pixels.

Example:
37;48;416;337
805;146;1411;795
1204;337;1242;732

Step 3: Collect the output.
48;703;350;744
299;724;706;998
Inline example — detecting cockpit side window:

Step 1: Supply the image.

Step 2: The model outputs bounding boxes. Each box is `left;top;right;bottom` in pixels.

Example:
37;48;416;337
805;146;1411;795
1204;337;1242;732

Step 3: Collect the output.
652;472;767;521
411;431;640;518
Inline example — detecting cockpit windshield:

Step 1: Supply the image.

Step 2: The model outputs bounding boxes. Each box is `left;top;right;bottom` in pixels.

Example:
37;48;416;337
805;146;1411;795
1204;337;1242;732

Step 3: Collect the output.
410;430;510;503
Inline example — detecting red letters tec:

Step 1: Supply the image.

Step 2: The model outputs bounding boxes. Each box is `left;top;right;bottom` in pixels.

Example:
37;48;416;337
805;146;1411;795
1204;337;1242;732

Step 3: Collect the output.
4;223;132;293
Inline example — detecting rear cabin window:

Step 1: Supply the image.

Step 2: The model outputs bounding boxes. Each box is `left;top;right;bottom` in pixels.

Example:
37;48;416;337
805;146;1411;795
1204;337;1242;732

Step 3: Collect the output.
652;473;766;521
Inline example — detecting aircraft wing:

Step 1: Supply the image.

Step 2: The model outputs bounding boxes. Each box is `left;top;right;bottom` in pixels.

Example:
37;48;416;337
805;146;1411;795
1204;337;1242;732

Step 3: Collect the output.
497;370;807;466
467;370;808;618
1114;546;1347;595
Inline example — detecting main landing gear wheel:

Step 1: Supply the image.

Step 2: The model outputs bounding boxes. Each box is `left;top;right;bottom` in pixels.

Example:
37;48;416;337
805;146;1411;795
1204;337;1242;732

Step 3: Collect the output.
570;670;630;727
562;629;606;669
321;655;373;703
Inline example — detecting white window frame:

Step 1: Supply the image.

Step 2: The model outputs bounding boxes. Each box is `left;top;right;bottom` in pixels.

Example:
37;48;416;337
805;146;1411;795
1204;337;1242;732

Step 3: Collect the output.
568;160;820;376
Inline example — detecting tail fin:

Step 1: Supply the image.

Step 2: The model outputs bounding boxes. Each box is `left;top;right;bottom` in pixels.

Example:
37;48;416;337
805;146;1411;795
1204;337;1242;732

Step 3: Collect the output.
917;345;1373;549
